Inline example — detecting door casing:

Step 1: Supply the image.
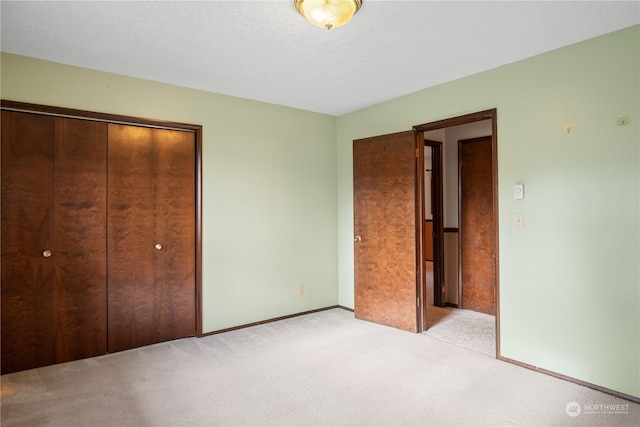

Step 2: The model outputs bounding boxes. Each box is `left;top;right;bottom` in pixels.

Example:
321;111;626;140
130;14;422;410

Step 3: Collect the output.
423;140;444;309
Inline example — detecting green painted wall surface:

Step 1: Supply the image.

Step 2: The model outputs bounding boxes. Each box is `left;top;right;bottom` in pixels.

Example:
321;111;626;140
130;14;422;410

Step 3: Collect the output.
337;25;639;398
0;53;338;332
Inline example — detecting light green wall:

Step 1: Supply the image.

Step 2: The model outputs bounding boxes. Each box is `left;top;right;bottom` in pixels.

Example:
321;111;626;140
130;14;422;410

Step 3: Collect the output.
0;52;338;332
337;25;639;398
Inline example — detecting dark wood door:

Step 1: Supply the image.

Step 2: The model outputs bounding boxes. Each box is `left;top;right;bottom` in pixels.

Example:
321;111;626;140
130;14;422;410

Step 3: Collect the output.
1;111;107;373
107;124;195;352
353;131;419;333
429;142;445;308
424;221;433;261
2;111;56;373
53;118;108;362
459;136;496;315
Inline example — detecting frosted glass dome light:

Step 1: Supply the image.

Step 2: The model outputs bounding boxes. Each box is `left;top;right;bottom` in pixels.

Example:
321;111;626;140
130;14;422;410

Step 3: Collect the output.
295;0;362;30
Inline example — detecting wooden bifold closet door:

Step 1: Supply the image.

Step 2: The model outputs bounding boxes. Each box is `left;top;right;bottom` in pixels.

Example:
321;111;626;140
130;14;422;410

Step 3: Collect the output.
1;107;197;373
107;124;196;353
1;111;107;373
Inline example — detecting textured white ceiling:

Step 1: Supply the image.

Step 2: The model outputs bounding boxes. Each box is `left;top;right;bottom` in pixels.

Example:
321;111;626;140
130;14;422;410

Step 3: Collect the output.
1;1;639;116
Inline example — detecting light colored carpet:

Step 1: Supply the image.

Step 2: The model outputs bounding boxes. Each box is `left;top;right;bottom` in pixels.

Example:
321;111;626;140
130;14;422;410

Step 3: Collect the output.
424;307;496;356
1;308;638;426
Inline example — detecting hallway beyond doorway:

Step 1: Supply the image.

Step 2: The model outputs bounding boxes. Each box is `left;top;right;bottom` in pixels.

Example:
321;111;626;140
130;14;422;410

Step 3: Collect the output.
424;261;495;356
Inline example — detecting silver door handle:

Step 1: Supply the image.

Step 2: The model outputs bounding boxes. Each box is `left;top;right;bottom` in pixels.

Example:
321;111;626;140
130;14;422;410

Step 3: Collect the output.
354;236;361;243
42;249;52;258
154;243;163;250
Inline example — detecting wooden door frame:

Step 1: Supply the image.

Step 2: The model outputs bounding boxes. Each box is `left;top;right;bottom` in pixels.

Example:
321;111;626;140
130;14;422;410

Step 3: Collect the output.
0;100;204;338
423;140;444;308
414;131;423;332
413;109;500;358
414;136;444;332
414;132;424;332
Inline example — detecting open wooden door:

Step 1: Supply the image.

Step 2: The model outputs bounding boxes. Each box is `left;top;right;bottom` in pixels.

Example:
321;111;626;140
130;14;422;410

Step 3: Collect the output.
459;136;496;315
353;130;420;333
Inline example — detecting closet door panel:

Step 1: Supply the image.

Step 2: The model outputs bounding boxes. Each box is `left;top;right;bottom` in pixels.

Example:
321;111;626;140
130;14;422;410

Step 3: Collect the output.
107;124;195;352
53;118;108;362
107;124;156;352
154;129;195;342
1;111;56;373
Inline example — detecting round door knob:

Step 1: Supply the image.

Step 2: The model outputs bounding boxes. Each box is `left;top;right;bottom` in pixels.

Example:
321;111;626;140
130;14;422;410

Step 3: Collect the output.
354;236;362;243
42;249;52;258
154;243;163;250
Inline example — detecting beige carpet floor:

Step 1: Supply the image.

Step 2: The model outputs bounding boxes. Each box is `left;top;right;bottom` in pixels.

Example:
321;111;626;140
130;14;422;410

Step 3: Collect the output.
1;308;638;426
425;306;496;357
423;257;496;357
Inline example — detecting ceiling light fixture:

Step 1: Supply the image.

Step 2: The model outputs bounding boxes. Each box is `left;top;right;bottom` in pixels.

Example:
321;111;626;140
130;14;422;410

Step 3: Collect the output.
295;0;362;30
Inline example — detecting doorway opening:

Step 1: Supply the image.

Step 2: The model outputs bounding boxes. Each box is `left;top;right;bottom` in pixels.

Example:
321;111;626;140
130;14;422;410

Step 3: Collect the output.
422;139;444;312
414;109;499;357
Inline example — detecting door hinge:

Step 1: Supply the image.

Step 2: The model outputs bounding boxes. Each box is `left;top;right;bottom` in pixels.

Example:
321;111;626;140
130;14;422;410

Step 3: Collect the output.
416;148;420;158
417;297;420;307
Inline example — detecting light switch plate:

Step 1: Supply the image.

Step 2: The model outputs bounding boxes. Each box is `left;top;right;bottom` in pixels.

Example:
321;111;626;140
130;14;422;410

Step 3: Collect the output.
514;184;524;200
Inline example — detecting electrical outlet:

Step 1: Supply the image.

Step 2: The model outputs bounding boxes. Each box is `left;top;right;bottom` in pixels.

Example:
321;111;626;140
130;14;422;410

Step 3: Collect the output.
298;284;304;296
617;116;630;126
